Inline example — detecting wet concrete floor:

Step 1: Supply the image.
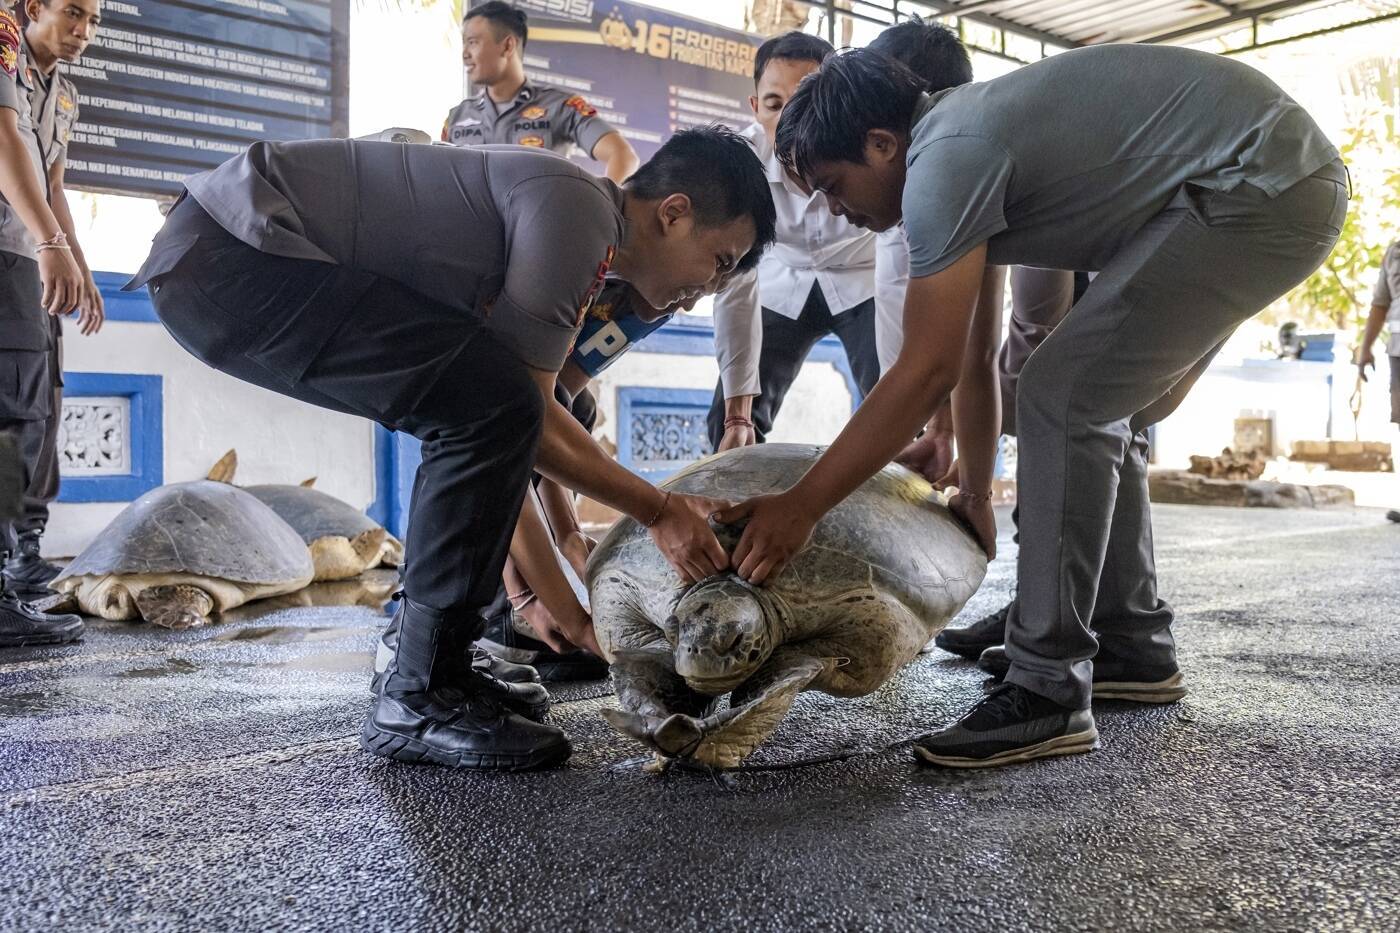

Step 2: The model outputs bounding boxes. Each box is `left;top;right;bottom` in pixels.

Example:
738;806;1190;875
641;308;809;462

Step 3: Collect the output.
1;505;1397;931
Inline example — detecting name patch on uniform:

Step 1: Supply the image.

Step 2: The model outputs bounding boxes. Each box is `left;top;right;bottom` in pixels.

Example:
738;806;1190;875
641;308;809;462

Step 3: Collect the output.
0;12;19;78
519;135;545;147
563;95;597;118
521;105;546;119
514;119;550;131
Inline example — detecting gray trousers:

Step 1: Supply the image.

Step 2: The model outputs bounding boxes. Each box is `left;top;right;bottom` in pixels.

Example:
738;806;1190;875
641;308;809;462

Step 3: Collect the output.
1008;165;1348;708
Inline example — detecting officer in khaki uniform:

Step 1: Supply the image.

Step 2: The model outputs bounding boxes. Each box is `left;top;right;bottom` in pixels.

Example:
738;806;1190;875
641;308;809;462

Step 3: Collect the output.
0;1;87;647
3;0;105;599
445;2;638;184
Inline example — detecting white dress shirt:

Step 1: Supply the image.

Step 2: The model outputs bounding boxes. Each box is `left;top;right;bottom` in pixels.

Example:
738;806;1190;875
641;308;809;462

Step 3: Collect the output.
713;123;877;399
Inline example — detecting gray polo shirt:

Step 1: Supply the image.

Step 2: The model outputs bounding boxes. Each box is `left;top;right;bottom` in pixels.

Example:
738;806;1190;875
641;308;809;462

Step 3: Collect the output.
1372;240;1400;356
442;79;617;158
148;141;625;371
902;44;1340;278
0;14;51;262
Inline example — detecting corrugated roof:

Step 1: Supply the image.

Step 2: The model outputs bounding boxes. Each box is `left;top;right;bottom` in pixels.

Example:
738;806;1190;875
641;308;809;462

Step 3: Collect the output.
901;0;1400;48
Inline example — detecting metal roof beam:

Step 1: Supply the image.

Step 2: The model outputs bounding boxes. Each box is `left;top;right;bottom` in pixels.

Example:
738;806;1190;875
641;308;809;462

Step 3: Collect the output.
1135;0;1324;44
903;0;1086;47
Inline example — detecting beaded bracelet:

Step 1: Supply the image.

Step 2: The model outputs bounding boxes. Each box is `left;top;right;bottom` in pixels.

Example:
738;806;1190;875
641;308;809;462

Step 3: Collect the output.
723;416;754;429
643;489;671;528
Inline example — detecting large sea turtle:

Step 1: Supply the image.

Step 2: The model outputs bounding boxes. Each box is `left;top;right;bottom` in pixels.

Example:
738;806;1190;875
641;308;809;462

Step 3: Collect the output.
588;443;988;768
209;450;403;581
48;480;315;629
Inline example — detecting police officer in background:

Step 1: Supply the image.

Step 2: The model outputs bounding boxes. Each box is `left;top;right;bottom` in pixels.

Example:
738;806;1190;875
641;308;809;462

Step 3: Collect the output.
444;1;640;184
2;0;105;600
0;1;85;647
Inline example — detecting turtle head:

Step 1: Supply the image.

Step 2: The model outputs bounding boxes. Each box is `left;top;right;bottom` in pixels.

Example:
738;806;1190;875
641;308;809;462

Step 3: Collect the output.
670;575;778;694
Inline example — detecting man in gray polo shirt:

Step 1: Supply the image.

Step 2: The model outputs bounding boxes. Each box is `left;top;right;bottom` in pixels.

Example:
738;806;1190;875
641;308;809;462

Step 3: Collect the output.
719;45;1345;768
1359;237;1400;427
444;2;639;184
127;129;775;771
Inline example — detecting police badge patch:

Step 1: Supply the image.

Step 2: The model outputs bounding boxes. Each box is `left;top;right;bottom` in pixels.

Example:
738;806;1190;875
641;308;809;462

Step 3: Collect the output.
0;11;19;78
521;105;546;119
563;95;597;118
519;135;545;147
576;245;616;323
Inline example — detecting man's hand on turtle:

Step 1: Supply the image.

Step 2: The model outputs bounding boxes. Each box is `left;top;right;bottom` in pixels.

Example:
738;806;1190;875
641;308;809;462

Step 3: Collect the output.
718;422;756;451
646;491;731;584
712;492;816;586
518;597;601;657
896;429;954;484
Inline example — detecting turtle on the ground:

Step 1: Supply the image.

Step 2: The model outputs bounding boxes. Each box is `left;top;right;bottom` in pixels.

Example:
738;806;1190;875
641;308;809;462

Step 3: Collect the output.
588;443;988;768
47;480;315;629
209;450;403;581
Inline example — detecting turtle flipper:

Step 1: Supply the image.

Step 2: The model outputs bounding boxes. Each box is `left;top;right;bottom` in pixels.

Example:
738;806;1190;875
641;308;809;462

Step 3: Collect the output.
134;585;215;630
607;648;716;720
682;653;833;768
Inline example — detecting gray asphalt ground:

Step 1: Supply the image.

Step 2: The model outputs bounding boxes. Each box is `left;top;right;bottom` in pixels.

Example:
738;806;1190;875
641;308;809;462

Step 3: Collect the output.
2;503;1397;932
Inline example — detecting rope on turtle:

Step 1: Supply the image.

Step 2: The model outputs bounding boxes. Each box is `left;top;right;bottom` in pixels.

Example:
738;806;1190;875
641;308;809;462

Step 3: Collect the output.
607;730;930;779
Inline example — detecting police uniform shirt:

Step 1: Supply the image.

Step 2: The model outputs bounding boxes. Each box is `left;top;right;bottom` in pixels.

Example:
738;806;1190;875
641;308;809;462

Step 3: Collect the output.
0;11;51;354
442;79;617;158
902;44;1340;279
132;141;624;372
1372;239;1400;357
0;12;50;265
25;37;78;175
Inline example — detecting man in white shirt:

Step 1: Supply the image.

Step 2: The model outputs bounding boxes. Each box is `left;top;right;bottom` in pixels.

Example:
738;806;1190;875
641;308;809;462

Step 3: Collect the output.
708;32;880;451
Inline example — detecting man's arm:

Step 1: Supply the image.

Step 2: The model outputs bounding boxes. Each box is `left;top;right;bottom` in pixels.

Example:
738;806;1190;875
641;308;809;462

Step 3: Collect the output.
713;269;762;450
945;263;1005;557
590;131;639;186
716;244;990;583
0;108;80;315
1358;304;1388;376
525;367;730;583
47;157;102;335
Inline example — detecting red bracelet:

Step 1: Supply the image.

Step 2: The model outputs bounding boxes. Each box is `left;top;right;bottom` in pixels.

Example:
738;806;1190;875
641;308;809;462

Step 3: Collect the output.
723;416;754;429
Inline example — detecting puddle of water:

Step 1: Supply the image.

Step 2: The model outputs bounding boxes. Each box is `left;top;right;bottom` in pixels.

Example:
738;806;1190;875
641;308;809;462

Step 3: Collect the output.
211;625;367;646
0;690;77;715
118;657;200;679
272;650;374;674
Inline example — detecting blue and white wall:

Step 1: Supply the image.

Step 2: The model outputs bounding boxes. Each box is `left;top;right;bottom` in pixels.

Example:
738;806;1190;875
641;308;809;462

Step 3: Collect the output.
46;276;378;558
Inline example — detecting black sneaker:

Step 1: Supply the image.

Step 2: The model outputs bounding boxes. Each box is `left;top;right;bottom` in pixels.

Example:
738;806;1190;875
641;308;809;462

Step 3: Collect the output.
360;675;571;771
2;536;62;599
0;592;83;647
478;609;609;682
977;645;1187;703
934;600;1012;660
914;683;1098;768
1387;509;1399;524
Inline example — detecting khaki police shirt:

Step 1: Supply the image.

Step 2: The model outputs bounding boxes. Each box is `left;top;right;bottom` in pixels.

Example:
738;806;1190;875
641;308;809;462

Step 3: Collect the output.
134;141;624;372
26;40;78;174
1372;239;1400;356
442;79;616;159
0;13;50;264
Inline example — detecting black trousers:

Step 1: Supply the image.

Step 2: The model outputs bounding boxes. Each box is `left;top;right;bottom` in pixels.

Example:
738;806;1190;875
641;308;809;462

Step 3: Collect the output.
0;252;49;559
16;316;61;541
147;199;542;629
706;283;881;450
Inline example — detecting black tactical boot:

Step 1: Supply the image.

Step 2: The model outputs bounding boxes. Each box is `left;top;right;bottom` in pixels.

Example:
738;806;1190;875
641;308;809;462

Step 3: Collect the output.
934;599;1013;659
0;558;82;648
370;601;543;703
1;533;62;599
360;598;569;771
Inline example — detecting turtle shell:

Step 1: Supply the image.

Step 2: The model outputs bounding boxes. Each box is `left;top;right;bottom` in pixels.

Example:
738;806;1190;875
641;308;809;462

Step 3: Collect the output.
54;480;314;585
243;484;384;546
589;443;986;625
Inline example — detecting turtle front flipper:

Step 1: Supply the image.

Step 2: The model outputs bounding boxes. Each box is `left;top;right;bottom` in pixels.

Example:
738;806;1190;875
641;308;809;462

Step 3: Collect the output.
602;649;717;748
134;584;215;630
617;652;832;768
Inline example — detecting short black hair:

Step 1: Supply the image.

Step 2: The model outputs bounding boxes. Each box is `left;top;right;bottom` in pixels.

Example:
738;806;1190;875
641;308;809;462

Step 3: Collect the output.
625;126;776;273
867;17;972;92
775;48;924;179
465;1;528;47
753;30;833;86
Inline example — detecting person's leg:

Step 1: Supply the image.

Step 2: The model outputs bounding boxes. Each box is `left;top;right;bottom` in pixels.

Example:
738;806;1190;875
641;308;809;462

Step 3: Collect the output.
829;297;882;397
706;285;830;448
1008;173;1346;712
918;169;1345;768
1390;354;1400;427
9;320;63;594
